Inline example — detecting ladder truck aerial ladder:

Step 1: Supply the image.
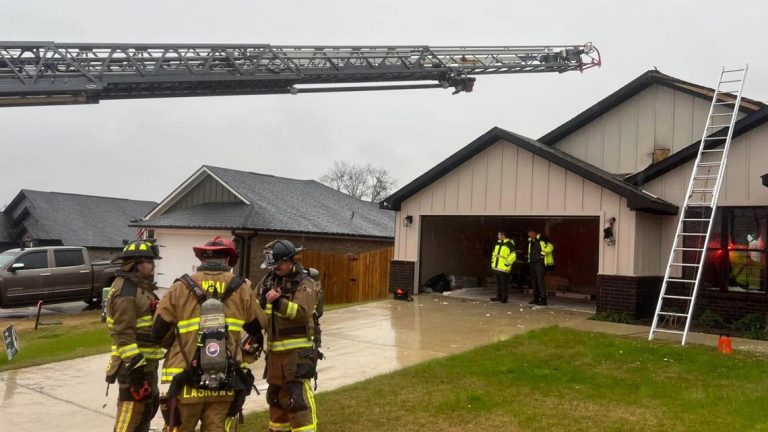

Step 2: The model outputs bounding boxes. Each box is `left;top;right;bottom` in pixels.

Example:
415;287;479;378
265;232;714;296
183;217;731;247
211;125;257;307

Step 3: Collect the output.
0;42;600;107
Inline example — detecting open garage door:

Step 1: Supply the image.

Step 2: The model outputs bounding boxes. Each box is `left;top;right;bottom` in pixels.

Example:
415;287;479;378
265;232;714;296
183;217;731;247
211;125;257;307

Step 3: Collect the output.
418;216;599;296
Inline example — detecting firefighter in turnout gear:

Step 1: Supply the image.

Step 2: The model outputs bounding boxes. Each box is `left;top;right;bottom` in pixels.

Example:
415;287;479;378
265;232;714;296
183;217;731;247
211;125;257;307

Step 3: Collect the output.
106;240;164;432
257;240;322;432
152;236;266;432
489;231;516;303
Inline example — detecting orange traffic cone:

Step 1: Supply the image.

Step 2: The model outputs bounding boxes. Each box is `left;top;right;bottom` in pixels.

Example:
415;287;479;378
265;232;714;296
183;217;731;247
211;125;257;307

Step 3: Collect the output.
718;335;732;355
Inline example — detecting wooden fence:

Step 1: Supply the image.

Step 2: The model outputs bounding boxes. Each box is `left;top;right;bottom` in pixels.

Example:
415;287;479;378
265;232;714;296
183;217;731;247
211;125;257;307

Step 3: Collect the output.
301;246;393;304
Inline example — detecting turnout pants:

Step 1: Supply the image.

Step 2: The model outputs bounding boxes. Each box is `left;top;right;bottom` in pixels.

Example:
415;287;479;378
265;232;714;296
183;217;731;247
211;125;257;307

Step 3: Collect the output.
176;400;233;432
493;271;510;302
266;349;318;432
529;261;547;302
114;362;159;432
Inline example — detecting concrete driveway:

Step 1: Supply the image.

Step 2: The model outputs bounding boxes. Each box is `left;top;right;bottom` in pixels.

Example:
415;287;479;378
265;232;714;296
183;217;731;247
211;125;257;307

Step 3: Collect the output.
2;294;765;431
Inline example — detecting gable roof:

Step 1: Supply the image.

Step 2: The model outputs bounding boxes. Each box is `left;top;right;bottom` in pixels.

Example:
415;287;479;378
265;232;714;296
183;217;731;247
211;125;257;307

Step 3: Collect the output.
3;190;157;248
538;69;766;146
136;166;395;239
625;107;768;186
381;127;678;215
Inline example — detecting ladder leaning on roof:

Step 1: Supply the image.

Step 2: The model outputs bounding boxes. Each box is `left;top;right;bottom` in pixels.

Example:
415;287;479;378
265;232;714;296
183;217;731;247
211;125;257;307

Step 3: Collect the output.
649;65;748;345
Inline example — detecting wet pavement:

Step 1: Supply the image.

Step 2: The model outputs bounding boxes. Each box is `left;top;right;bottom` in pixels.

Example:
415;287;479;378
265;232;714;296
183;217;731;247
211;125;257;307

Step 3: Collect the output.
2;295;767;431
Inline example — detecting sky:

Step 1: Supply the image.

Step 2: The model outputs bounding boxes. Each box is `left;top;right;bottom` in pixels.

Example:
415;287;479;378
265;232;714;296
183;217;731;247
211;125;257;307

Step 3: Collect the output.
1;0;767;207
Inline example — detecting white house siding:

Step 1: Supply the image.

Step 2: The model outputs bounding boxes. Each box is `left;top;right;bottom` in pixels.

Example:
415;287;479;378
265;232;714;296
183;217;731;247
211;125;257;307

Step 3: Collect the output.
554;84;741;174
638;123;768;277
393;139;640;285
153;228;233;288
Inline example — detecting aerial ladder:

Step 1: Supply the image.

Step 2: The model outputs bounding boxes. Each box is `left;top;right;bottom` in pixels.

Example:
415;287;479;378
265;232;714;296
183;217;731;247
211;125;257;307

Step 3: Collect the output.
0;42;600;107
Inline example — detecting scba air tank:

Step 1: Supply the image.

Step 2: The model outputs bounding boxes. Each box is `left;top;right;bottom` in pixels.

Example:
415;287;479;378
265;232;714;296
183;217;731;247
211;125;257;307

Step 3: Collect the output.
198;297;228;388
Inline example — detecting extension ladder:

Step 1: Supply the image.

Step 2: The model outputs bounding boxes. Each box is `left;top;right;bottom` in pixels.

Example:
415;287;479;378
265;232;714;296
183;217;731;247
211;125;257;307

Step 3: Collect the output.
649;65;748;345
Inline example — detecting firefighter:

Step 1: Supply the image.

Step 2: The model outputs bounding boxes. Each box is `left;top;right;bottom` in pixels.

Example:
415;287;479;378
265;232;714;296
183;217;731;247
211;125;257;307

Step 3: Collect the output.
106;239;164;432
527;229;554;306
152;236;266;432
490;231;516;303
257;240;322;432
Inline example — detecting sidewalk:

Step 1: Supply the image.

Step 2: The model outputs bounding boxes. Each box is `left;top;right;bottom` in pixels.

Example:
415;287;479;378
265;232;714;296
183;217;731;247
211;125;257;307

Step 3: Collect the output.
2;296;766;431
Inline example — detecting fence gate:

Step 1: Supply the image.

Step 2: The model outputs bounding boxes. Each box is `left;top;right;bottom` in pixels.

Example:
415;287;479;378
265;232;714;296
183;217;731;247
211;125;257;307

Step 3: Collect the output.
301;246;394;304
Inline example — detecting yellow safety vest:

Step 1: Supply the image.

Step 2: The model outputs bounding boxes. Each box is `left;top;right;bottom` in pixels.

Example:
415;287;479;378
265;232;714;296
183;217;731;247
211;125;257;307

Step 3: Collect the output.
528;235;555;267
491;239;516;273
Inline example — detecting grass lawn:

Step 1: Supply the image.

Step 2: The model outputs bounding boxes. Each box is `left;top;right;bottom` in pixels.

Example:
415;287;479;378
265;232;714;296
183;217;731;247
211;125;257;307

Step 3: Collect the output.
0;310;110;371
244;326;768;432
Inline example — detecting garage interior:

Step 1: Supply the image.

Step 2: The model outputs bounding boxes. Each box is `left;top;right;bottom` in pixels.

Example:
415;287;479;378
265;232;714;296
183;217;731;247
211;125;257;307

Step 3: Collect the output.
419;216;600;297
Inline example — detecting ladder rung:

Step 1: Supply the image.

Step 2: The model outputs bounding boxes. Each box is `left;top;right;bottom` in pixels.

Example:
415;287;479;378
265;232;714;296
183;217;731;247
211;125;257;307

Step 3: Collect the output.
697;162;721;166
655;329;685;335
723;68;745;73
674;247;704;251
679;232;706;236
663;295;693;300
667;278;696;283
659;312;690;317
711;113;733;116
694;175;718;179
713;102;735;105
691;188;714;192
688;203;713;206
670;262;700;267
704;136;727;140
720;79;742;83
707;125;730;128
682;218;710;221
701;149;724;153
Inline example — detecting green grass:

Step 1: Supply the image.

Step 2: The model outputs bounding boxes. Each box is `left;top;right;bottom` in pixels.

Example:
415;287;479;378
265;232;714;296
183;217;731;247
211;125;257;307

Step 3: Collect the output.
243;326;768;432
0;313;110;371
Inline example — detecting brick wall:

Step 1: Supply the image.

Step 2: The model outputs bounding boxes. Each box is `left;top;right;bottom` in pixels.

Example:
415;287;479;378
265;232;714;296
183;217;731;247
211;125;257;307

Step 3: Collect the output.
246;234;392;281
596;275;662;319
697;290;768;322
389;260;415;293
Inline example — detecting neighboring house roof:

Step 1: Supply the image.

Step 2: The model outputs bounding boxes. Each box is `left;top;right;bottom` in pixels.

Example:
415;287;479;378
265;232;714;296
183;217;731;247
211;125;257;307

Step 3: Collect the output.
0;213;12;243
381;127;678;215
625;108;768;186
538;69;766;146
3;190;157;248
135;166;395;239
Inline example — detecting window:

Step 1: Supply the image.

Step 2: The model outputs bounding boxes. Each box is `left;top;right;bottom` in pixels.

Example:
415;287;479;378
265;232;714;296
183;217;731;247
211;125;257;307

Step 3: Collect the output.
16;252;49;270
54;250;85;267
699;207;767;293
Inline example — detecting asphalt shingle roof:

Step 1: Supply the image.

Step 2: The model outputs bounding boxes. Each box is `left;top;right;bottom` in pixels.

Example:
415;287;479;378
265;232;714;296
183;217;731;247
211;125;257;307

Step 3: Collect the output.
5;190;157;248
136;167;395;239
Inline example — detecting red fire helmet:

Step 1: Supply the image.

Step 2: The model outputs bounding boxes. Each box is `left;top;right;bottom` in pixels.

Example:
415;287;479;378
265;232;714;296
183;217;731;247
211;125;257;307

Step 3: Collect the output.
193;236;239;266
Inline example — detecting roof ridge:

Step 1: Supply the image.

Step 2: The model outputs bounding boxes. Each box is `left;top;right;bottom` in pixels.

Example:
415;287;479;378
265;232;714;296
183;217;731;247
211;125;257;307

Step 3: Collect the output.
18;189;157;204
204;164;316;182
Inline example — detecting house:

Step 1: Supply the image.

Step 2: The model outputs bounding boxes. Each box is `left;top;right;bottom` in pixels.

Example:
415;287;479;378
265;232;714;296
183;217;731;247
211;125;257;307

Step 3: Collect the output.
132;165;395;295
1;189;157;260
382;70;768;321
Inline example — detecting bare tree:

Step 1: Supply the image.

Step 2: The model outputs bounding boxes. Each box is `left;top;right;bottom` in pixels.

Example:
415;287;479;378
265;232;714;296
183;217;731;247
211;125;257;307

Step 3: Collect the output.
319;160;397;202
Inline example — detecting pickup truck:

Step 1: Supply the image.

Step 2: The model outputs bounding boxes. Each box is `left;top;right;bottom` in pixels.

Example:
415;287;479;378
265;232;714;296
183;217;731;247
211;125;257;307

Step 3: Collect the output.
0;246;119;308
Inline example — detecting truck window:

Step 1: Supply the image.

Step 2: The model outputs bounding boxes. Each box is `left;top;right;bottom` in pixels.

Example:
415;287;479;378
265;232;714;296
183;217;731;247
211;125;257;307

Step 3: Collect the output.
54;250;86;267
16;251;48;270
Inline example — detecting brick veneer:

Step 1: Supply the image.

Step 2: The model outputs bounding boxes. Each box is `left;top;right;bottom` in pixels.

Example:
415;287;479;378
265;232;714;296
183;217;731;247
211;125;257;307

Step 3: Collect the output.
389;260;415;293
696;290;768;322
596;275;663;319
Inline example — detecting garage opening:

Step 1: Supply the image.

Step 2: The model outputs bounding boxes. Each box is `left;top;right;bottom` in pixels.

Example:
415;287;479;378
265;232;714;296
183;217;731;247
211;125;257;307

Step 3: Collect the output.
418;216;600;298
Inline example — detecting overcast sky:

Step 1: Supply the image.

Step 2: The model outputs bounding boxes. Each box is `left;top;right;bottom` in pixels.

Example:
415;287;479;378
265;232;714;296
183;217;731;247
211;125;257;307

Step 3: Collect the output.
1;0;766;207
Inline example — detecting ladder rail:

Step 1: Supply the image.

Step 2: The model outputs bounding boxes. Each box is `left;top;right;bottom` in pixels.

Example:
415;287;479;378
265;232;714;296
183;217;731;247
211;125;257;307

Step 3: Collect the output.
649;65;748;344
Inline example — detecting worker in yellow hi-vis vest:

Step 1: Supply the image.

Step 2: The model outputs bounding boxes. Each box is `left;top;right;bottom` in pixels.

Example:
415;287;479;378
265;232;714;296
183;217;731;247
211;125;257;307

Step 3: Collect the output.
490;231;516;304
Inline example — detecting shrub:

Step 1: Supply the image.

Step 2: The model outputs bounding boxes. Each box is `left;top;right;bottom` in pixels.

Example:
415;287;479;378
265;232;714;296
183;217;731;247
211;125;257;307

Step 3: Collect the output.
591;311;633;324
733;314;766;340
698;309;726;329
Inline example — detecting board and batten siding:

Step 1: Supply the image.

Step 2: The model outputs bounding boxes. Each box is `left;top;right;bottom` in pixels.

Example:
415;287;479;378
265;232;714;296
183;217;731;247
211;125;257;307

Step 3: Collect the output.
393;139;640;281
637;123;768;276
166;175;241;213
554;84;742;174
